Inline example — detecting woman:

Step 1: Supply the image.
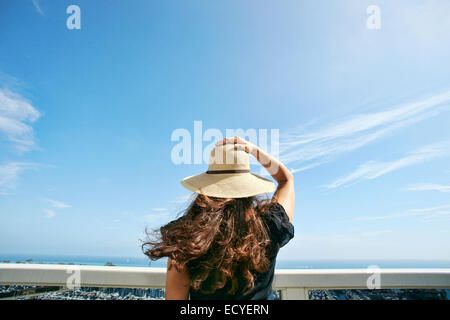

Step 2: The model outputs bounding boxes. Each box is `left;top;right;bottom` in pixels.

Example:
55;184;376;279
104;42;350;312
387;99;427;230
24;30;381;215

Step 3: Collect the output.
142;136;295;300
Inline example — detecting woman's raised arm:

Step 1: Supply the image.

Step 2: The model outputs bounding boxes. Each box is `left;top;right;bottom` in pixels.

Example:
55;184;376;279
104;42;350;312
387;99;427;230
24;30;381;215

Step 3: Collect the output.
216;136;295;222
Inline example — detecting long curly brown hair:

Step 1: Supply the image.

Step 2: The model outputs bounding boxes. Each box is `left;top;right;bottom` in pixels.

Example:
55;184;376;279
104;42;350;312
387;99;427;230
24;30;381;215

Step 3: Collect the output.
142;193;276;296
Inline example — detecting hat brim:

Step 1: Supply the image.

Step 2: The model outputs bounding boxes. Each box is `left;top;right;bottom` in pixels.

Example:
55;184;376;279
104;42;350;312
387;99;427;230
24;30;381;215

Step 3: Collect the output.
181;172;276;198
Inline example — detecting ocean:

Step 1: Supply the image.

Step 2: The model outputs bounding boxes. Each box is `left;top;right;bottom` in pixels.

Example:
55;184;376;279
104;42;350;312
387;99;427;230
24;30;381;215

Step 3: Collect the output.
1;253;450;269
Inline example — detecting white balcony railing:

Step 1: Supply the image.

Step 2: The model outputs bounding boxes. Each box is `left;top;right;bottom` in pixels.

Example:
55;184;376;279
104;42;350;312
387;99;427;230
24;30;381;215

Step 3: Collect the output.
1;264;450;300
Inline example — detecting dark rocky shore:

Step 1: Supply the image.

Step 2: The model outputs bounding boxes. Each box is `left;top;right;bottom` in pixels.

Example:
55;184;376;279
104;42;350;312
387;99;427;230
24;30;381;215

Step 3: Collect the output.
1;285;448;300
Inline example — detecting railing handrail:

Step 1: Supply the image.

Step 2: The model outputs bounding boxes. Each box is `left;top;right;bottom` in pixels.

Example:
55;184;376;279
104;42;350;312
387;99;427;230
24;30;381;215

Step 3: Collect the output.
1;264;450;299
1;263;450;288
0;264;167;289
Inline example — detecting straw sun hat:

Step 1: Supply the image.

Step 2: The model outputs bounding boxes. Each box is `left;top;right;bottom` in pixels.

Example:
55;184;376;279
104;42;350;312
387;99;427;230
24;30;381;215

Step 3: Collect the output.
181;144;275;198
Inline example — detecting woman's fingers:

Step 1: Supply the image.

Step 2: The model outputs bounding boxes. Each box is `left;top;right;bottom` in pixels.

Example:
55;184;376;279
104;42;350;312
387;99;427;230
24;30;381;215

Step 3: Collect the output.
215;136;247;146
233;143;249;153
215;137;252;153
215;138;229;146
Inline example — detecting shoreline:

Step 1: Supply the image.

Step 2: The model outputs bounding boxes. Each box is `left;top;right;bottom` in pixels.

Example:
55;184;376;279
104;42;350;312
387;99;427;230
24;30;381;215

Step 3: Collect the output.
2;255;450;269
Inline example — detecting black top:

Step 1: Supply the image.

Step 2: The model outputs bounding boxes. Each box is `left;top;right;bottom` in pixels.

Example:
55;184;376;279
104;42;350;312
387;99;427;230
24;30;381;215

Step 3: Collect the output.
189;202;295;300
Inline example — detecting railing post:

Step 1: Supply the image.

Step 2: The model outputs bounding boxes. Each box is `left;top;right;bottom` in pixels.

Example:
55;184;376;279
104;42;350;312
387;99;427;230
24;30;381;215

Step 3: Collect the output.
280;287;309;300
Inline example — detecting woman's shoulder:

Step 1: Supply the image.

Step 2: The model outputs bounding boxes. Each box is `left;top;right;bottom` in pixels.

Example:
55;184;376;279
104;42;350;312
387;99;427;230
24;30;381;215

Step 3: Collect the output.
261;202;295;248
263;202;292;225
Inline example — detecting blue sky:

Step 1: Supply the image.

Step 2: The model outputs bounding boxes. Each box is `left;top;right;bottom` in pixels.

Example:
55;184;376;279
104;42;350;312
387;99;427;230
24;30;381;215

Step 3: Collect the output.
1;0;450;261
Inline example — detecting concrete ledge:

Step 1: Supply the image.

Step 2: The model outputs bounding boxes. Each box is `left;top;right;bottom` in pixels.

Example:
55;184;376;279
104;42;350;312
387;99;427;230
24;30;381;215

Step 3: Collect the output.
272;268;450;289
0;264;166;288
1;264;450;290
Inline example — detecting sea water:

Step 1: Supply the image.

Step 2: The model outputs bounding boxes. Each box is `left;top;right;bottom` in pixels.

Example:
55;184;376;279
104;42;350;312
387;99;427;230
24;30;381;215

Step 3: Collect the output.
2;253;450;269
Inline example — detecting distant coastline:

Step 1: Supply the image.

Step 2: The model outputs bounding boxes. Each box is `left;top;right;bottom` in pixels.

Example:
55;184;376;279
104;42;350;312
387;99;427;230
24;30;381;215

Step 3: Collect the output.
2;253;450;269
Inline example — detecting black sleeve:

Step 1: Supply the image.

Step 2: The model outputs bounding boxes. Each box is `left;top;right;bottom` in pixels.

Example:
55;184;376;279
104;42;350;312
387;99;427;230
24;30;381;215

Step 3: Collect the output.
264;202;294;248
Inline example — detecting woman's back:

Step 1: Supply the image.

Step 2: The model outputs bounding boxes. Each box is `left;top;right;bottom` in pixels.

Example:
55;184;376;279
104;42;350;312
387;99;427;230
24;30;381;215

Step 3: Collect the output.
188;202;294;300
142;137;295;300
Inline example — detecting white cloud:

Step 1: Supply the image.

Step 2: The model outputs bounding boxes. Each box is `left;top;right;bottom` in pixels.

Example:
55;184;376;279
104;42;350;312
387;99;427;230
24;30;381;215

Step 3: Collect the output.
293;233;356;243
355;204;450;222
43;209;55;218
292;229;392;243
32;0;45;16
172;194;194;204
325;141;450;189
404;183;450;193
43;198;71;209
142;212;172;226
41;199;70;219
0;88;41;152
280;90;450;173
0;161;38;195
360;230;392;237
152;208;168;212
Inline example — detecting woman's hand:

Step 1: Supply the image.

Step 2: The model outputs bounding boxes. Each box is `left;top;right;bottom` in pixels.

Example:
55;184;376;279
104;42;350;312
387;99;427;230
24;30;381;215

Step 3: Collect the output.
215;136;295;222
215;136;258;156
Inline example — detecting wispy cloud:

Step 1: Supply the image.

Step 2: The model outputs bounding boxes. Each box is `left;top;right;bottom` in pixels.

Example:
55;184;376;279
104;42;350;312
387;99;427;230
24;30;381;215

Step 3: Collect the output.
0;72;24;92
0;161;39;195
142;212;173;227
43;198;71;209
325;141;450;189
404;183;450;193
296;229;393;243
43;209;55;218
32;0;45;16
280;90;450;173
360;230;392;237
172;194;194;204
136;196;194;227
355;204;450;222
41;199;70;219
0;88;41;152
